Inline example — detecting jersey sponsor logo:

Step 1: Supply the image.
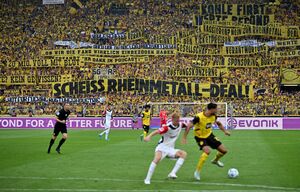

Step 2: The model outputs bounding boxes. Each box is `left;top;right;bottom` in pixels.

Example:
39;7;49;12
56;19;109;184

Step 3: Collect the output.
206;123;212;129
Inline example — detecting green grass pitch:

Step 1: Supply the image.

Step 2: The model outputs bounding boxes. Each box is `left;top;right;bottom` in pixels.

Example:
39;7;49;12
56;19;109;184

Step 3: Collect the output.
0;129;300;192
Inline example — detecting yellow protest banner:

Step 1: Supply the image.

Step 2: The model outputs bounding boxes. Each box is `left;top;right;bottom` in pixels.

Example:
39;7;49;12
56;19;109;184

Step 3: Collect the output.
275;39;300;47
259;57;277;67
192;59;226;68
222;46;268;55
202;20;235;27
126;30;144;41
201;24;288;38
177;30;196;39
197;4;274;26
286;26;300;39
167;68;220;77
54;56;81;60
272;50;300;57
80;56;149;64
176;43;222;55
148;35;176;45
41;49;176;56
180;33;231;45
52;78;254;99
0;75;68;85
5;59;82;68
224;57;260;67
201;24;243;36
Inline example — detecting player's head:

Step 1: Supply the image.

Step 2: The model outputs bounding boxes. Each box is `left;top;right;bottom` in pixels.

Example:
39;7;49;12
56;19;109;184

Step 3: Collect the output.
171;112;180;126
145;104;150;111
107;103;112;110
64;103;70;111
207;103;217;115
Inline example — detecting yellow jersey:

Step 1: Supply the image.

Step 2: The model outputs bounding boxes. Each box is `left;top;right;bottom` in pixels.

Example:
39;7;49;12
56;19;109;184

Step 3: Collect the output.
193;112;216;139
142;111;151;126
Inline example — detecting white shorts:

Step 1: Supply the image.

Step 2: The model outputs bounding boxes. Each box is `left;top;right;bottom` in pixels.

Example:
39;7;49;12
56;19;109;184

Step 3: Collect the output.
155;144;179;160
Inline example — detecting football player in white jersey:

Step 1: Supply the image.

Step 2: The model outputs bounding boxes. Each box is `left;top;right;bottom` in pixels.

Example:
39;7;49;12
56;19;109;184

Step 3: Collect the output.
143;112;187;184
99;104;113;141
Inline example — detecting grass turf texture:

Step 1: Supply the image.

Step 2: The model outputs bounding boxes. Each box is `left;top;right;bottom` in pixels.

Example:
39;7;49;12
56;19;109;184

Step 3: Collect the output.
0;129;300;192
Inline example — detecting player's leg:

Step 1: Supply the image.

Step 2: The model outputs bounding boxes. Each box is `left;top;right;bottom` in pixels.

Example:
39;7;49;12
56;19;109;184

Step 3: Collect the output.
99;122;107;139
99;129;105;138
100;121;110;140
209;135;226;167
211;144;228;167
140;125;149;141
144;151;163;184
56;131;68;154
47;125;59;153
144;125;149;137
168;150;187;179
99;119;106;138
105;127;110;141
194;146;210;180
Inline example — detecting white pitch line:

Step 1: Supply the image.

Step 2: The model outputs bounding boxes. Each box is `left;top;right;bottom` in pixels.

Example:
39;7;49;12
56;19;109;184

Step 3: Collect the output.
0;176;299;191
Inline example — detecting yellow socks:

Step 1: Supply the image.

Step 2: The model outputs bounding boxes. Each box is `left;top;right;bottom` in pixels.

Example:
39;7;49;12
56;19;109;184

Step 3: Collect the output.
213;152;224;162
196;153;209;172
143;131;147;138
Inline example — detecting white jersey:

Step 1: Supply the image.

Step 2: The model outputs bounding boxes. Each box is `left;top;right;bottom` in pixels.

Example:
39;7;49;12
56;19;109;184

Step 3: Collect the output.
157;122;186;148
104;110;113;128
105;110;113;122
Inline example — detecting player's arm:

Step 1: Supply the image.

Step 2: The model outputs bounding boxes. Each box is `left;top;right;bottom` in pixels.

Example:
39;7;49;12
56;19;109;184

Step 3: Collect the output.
56;118;66;124
215;117;230;136
144;125;168;142
182;116;199;144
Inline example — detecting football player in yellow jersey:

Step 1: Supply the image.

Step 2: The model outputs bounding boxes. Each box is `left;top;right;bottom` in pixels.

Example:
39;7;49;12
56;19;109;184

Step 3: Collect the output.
140;104;152;140
182;103;231;181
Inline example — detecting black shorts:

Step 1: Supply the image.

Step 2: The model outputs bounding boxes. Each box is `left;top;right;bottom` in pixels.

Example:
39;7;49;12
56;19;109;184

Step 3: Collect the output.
143;125;150;133
53;122;67;136
194;133;222;150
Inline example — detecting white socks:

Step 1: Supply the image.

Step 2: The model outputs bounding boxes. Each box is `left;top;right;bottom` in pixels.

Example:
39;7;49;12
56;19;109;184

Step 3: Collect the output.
105;129;110;140
170;158;185;175
145;158;185;183
99;129;110;140
145;161;157;181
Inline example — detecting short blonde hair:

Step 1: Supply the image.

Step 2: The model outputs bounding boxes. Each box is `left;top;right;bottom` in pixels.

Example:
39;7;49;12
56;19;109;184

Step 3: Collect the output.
171;112;180;119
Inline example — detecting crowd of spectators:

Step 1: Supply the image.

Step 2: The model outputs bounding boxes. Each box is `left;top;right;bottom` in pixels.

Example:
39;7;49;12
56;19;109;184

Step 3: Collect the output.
0;0;299;117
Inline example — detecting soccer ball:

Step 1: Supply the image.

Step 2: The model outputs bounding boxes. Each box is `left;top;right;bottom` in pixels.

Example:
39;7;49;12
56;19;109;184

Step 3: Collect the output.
228;168;239;178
